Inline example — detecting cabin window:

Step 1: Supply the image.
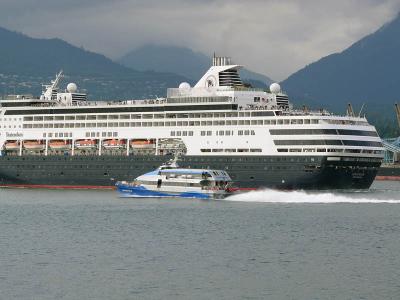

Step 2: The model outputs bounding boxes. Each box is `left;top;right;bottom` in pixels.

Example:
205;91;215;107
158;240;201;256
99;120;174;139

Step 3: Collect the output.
207;131;212;136
224;149;236;152
200;149;211;152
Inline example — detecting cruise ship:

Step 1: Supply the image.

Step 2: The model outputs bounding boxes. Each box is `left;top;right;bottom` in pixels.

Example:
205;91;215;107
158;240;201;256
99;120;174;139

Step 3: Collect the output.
0;56;384;189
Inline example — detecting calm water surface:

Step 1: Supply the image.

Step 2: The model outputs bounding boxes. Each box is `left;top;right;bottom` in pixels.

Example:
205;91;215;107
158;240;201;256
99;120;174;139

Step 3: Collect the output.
1;181;400;299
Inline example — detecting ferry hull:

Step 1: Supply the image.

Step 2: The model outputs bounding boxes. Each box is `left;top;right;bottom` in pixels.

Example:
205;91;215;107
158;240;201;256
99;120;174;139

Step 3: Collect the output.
0;155;380;190
116;184;213;199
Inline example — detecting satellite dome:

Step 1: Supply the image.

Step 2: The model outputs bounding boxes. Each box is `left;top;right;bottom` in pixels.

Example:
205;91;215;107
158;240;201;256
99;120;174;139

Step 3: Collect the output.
67;82;78;93
179;82;191;89
269;83;281;94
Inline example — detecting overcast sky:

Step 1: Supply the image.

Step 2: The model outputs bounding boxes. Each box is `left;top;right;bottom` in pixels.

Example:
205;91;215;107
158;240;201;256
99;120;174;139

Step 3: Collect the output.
1;0;400;80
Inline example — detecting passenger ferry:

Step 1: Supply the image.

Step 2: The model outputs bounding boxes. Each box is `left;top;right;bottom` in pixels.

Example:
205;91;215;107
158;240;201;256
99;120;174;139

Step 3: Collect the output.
0;56;384;189
115;159;233;199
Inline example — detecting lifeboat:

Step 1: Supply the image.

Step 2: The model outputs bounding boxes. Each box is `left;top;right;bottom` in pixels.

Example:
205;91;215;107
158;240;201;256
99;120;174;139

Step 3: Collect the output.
75;139;97;149
103;139;126;149
49;140;71;150
131;139;156;149
4;140;20;151
23;140;45;150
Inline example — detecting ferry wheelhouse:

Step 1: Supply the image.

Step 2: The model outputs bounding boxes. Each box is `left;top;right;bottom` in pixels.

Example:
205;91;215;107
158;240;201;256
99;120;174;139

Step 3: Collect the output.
0;56;384;189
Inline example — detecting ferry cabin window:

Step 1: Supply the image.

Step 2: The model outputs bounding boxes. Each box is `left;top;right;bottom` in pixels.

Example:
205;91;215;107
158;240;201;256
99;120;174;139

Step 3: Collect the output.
207;131;212;136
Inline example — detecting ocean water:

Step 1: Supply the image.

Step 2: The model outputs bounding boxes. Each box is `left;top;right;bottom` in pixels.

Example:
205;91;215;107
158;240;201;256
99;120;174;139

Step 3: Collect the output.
1;181;400;300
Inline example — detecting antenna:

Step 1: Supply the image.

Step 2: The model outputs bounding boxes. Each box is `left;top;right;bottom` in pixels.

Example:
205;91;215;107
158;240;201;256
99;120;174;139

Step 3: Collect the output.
358;103;365;117
395;103;400;128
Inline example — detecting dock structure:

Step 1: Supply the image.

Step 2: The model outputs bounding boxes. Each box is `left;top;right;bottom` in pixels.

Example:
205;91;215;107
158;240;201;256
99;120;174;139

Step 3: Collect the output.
382;138;400;163
382;104;400;163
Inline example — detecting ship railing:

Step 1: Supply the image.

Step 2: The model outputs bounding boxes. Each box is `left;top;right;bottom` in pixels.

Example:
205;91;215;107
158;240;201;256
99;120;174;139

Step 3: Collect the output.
167;86;266;98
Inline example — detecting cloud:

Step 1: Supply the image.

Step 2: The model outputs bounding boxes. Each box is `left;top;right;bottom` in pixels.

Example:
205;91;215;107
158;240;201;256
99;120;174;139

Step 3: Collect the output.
1;0;400;80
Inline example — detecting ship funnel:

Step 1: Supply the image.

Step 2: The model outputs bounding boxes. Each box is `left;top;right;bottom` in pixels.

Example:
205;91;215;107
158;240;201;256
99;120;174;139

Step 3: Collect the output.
212;54;232;66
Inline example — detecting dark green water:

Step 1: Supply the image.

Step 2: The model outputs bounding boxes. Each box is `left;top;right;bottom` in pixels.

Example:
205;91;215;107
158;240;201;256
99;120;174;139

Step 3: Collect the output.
1;181;400;299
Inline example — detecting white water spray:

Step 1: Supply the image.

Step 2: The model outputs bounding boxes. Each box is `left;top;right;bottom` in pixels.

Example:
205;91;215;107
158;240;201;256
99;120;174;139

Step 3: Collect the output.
224;189;400;203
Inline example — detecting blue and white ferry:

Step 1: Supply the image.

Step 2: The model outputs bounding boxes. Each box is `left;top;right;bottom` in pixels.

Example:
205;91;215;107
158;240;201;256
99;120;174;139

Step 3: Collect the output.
115;160;233;199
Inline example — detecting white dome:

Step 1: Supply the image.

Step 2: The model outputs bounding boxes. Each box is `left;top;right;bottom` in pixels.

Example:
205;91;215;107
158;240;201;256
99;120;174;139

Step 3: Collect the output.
179;82;191;89
269;83;281;94
67;82;78;93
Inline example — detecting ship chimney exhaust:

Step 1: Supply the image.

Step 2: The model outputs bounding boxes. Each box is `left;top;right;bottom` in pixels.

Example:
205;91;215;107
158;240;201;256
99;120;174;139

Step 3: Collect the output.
212;55;232;66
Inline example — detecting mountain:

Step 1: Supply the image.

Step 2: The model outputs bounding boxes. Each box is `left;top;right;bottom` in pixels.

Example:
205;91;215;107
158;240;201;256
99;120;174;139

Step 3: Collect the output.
118;45;274;87
281;13;400;136
0;27;187;99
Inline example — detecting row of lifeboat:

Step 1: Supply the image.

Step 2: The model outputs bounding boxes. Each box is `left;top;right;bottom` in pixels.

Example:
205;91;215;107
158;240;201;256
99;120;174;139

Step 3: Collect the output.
4;139;156;151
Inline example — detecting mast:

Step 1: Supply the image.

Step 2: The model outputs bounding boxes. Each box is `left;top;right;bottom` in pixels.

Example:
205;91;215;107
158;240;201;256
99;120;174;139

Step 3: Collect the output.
346;103;355;117
42;70;63;100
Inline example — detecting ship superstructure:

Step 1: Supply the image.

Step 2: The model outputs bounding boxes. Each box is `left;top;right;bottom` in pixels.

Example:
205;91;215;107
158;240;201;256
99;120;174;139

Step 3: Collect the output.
0;56;384;189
